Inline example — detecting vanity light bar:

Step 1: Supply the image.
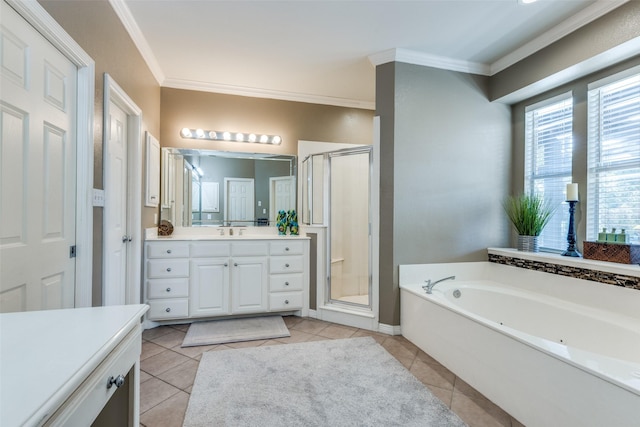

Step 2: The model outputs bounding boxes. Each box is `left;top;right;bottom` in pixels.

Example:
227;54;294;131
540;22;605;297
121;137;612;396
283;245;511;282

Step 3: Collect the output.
180;128;282;145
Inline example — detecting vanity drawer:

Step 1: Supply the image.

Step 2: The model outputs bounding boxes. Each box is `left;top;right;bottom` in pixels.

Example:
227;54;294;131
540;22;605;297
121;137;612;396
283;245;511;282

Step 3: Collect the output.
146;242;189;258
232;241;268;257
270;256;303;274
148;299;189;319
269;274;303;292
269;292;303;311
45;326;141;426
270;240;304;256
190;242;230;258
147;259;189;278
147;278;189;299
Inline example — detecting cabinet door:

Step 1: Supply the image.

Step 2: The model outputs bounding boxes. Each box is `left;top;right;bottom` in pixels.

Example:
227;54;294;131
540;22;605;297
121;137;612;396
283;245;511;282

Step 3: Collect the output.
231;257;268;314
190;258;230;317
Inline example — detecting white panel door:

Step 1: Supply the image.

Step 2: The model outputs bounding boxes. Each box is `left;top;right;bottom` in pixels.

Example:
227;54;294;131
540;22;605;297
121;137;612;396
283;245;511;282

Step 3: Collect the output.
0;3;77;312
103;100;128;305
269;176;295;221
231;257;267;314
224;178;254;225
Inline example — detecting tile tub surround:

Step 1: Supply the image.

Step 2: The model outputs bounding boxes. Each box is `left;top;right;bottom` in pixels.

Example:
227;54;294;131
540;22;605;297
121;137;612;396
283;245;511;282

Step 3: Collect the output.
140;316;524;427
488;248;640;290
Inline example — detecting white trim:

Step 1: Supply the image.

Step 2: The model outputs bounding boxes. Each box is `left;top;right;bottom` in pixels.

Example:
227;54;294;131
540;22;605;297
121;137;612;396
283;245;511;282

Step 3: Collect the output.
525;90;573;112
163;78;375;110
107;0;164;85
588;63;640;90
368;48;490;76
103;74;143;305
7;0;95;308
307;309;318;319
378;323;402;336
490;0;630;75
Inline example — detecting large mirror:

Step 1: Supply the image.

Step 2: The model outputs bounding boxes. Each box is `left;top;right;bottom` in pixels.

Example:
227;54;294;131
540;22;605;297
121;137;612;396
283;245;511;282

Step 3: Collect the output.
161;148;296;227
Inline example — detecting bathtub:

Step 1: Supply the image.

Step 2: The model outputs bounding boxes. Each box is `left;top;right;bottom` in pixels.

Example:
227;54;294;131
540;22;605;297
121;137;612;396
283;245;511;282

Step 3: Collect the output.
399;262;640;427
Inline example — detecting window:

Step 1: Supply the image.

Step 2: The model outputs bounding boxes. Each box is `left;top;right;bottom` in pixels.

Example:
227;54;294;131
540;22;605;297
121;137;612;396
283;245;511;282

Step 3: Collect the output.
524;93;573;251
587;67;640;243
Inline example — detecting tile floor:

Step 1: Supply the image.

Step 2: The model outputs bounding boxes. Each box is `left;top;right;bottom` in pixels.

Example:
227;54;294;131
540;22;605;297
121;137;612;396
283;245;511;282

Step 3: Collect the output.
140;316;525;427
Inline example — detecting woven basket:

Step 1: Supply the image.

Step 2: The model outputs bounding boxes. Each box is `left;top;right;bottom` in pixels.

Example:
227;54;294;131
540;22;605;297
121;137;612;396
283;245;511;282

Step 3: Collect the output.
583;241;640;264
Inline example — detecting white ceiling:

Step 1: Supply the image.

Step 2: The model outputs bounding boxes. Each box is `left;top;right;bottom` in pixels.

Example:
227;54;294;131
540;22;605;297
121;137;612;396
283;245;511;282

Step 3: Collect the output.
116;0;627;109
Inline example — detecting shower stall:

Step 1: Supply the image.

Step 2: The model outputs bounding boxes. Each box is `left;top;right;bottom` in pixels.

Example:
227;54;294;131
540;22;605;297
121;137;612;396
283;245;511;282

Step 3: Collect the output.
302;145;374;322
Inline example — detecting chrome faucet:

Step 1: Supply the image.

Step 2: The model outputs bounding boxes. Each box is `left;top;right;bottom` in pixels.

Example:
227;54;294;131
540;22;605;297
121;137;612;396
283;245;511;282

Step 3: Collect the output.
423;276;455;294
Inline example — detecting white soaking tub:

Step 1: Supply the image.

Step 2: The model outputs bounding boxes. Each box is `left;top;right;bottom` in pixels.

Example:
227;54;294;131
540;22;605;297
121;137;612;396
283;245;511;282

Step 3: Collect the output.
399;261;640;427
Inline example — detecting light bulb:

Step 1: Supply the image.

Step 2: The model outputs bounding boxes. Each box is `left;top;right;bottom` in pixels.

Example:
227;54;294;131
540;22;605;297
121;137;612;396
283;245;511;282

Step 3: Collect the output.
272;136;282;145
223;131;231;141
195;129;205;138
208;131;217;139
248;133;257;143
259;135;268;143
236;133;244;142
180;128;192;138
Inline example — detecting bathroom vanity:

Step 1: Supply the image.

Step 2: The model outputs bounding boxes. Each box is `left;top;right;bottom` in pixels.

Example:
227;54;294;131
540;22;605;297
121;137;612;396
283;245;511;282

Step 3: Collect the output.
0;304;148;426
144;228;310;323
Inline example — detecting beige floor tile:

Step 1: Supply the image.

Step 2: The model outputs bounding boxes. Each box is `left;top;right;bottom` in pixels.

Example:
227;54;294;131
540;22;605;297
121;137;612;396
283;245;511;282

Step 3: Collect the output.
282;315;304;328
409;357;456;390
316;324;357;339
170;342;221;359
415;348;443;366
141;341;166;361
140;349;191;376
304;334;332;342
170;323;191;332
380;337;418;368
424;384;454;408
451;380;512;427
274;328;315;344
156;359;200;391
142;326;175;341
139;378;181;414
148;330;186;349
289;318;330;334
511;416;526;427
140;390;189;427
140;370;153;384
391;335;421;354
262;339;285;346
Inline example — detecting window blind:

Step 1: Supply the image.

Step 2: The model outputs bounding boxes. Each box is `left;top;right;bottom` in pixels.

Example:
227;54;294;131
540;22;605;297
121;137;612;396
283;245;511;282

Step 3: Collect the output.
524;93;573;251
587;68;640;243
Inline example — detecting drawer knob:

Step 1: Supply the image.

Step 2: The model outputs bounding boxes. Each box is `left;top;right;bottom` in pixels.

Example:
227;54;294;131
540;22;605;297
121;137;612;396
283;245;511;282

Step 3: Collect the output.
234;263;238;267
167;249;172;254
285;263;290;268
285;247;290;251
166;267;172;272
285;281;289;286
284;300;289;304
165;307;171;313
224;263;228;267
166;287;171;292
107;375;125;389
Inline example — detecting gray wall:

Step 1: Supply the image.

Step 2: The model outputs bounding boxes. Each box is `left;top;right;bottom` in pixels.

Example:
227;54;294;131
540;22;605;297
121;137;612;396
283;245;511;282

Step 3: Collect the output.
377;63;512;325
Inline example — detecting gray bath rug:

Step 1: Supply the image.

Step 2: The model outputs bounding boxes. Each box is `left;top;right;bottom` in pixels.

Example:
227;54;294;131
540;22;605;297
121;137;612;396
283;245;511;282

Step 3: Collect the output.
183;337;467;427
181;316;290;347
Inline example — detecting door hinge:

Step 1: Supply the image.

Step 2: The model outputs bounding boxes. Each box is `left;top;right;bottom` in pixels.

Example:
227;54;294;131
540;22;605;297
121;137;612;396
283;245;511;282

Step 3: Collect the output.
69;245;77;258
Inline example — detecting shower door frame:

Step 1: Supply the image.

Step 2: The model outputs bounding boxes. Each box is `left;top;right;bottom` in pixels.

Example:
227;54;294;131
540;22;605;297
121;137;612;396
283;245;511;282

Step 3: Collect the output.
326;146;373;311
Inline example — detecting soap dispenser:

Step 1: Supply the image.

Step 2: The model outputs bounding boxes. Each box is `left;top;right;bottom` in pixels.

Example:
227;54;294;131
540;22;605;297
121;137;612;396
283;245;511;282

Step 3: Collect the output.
598;228;607;243
606;228;618;243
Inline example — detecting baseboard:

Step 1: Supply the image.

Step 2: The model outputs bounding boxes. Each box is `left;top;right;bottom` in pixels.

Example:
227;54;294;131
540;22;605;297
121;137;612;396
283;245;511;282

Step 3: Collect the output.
378;323;402;336
307;309;318;319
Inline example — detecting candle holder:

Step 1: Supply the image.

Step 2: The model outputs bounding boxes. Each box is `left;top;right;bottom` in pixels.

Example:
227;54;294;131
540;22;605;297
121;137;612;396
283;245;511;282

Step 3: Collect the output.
562;200;581;257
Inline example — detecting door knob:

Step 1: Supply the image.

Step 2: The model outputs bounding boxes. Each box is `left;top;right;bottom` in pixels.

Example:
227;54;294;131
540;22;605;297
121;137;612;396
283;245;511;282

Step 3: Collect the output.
122;235;131;243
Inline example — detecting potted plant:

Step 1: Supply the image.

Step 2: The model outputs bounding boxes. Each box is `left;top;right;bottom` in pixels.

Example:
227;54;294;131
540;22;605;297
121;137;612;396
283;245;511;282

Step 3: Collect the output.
503;193;557;252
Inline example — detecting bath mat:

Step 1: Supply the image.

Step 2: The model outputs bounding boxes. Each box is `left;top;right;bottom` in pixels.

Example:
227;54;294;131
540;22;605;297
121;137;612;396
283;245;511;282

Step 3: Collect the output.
183;337;467;426
181;316;290;347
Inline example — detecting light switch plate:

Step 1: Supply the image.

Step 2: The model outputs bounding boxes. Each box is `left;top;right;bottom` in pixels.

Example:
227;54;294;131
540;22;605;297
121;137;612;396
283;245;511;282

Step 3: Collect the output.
93;189;105;207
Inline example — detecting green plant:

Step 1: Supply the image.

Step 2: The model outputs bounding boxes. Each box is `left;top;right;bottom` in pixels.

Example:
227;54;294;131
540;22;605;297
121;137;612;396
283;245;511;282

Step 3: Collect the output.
503;193;557;236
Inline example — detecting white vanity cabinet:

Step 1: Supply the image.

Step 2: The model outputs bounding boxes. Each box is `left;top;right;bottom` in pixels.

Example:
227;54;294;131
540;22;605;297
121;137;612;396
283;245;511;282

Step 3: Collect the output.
145;236;308;322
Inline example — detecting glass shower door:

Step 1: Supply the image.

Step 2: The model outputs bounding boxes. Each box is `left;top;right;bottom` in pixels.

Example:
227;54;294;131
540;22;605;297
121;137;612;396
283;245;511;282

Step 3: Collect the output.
328;147;371;308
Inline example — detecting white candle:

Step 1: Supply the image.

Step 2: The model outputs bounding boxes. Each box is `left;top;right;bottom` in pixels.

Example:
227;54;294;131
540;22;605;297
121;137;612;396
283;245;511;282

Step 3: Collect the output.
566;183;579;201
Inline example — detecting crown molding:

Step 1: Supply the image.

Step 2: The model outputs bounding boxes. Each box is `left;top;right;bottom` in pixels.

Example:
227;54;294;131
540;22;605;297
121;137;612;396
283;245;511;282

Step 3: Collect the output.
108;0;164;85
490;0;629;75
162;78;376;110
368;48;491;76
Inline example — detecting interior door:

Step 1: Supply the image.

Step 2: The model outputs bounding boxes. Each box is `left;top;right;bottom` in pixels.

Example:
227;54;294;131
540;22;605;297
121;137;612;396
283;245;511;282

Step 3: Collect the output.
224;178;254;225
269;176;295;221
0;3;78;312
103;100;128;305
